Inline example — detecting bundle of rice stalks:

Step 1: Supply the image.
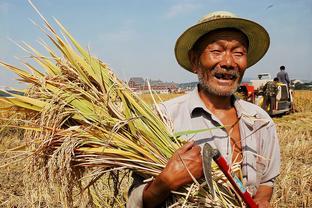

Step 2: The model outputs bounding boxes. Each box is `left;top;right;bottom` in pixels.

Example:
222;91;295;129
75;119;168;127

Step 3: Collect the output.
0;3;245;208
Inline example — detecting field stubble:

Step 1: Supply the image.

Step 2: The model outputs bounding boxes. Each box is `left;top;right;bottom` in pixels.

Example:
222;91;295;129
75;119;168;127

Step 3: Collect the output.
0;91;311;207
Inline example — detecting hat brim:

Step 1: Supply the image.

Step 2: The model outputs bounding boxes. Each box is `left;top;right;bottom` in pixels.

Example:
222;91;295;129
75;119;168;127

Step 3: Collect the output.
175;18;270;73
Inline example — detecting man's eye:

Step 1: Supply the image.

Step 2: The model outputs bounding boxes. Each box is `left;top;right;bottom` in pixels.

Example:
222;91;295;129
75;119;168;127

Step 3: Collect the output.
211;50;221;54
234;52;244;56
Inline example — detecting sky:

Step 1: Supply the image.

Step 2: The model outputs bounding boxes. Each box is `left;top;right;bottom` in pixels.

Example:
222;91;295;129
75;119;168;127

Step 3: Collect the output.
0;0;311;88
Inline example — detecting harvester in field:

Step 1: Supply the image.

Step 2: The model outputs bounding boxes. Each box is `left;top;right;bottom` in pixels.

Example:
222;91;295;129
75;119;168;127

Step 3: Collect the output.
237;73;293;116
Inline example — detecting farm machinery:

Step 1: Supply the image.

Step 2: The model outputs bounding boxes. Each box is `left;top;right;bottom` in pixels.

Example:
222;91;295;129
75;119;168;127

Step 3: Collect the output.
237;73;293;116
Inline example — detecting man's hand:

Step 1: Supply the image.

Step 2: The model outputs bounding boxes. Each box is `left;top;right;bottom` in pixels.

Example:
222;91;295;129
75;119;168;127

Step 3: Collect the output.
143;141;203;208
253;185;273;208
159;140;203;190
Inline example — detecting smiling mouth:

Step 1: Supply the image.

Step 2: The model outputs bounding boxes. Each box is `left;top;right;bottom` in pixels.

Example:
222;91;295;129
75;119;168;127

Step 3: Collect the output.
214;73;238;80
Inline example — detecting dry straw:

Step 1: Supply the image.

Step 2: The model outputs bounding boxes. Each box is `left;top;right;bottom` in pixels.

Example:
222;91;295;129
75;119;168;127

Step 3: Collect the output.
0;1;245;207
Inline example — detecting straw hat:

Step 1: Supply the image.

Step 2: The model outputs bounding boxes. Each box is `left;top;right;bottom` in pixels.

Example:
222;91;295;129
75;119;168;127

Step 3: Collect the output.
175;11;270;73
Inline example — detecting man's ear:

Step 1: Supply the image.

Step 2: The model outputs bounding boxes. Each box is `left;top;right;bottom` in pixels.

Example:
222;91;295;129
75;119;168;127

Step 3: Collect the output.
188;50;199;74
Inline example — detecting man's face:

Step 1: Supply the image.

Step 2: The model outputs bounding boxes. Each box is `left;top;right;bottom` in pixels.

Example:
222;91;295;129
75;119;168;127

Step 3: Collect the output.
190;29;248;97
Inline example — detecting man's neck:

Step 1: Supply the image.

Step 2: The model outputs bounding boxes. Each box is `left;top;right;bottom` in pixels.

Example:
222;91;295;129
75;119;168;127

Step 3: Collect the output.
198;87;234;112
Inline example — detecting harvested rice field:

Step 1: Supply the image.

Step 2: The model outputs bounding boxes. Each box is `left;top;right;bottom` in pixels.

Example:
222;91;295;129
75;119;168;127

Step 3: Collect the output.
0;90;311;207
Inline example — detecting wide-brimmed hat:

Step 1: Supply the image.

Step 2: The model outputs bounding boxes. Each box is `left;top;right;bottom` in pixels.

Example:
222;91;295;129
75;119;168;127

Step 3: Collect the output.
175;11;270;73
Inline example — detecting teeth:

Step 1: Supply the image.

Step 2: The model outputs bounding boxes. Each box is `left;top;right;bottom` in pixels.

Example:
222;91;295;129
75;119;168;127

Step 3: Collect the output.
215;73;223;79
215;73;236;80
225;74;234;80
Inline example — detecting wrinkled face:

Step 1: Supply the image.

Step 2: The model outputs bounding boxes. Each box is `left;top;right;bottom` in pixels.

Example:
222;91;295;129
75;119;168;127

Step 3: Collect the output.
190;29;248;97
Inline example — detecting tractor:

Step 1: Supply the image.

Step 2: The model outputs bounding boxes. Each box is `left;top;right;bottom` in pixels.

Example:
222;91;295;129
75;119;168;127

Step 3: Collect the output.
237;73;293;116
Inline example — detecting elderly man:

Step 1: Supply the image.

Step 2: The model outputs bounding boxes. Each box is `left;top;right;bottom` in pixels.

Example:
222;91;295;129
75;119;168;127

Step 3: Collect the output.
128;11;280;208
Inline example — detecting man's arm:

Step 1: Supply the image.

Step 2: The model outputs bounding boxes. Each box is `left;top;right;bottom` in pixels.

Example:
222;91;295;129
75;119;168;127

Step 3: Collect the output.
253;185;273;208
254;121;280;208
143;141;203;208
262;83;267;92
285;72;290;85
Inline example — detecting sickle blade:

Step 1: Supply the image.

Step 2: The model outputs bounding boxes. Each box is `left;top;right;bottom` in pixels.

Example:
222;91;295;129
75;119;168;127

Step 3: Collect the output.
203;143;215;199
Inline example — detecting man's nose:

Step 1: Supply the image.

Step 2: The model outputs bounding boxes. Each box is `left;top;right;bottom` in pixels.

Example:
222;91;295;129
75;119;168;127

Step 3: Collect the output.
220;52;236;70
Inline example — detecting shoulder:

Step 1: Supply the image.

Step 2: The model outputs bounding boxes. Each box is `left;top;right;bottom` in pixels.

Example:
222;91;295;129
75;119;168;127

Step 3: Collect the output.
236;99;272;120
158;93;190;115
162;93;190;107
236;99;277;139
